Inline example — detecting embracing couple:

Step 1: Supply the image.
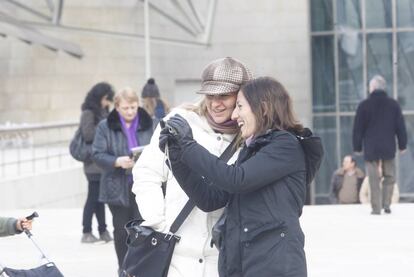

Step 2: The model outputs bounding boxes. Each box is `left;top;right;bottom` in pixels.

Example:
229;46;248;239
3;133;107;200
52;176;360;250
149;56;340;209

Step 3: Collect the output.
132;57;314;277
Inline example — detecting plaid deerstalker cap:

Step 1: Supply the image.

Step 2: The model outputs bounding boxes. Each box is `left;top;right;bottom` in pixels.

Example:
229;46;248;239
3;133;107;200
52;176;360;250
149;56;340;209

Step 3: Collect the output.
197;57;253;95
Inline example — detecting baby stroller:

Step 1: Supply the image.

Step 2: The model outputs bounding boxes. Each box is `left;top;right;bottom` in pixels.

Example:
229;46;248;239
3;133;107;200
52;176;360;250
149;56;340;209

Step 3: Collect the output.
0;212;64;277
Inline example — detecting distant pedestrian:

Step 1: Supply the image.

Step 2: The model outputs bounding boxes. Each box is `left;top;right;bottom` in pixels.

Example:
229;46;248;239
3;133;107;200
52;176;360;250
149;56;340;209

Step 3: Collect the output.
92;87;154;271
353;75;407;215
329;155;365;204
79;82;114;243
141;78;170;120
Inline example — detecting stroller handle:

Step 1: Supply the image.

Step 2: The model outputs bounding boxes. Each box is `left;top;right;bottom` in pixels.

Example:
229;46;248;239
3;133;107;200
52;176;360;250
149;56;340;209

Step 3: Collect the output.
23;212;38;237
26;212;39;221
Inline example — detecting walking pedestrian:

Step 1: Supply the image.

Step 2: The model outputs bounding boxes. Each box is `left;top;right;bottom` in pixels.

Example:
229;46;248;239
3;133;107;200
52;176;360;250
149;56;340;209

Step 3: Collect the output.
353;75;407;214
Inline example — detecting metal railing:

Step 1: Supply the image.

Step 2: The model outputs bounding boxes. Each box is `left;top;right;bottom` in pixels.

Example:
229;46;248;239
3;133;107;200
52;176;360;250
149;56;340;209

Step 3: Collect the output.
0;121;80;180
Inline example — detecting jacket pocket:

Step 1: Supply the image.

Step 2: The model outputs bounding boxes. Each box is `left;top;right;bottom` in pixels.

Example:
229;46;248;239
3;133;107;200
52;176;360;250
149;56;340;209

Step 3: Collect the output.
240;221;285;243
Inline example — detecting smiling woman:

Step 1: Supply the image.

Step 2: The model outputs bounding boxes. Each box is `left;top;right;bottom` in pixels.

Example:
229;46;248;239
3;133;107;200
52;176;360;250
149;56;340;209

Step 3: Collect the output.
205;94;238;124
232;92;256;139
161;76;310;277
132;57;253;277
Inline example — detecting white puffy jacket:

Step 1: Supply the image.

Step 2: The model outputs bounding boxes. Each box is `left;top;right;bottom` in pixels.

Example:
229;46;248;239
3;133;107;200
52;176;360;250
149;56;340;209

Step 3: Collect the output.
132;108;239;277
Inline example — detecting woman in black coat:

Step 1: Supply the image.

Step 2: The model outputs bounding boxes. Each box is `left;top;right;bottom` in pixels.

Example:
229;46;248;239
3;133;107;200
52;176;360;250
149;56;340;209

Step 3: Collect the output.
79;82;114;244
160;77;308;277
92;87;154;271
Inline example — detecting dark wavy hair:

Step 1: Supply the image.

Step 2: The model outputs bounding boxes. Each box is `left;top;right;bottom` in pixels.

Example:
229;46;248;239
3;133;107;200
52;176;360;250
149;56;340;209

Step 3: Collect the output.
81;82;115;123
241;77;303;136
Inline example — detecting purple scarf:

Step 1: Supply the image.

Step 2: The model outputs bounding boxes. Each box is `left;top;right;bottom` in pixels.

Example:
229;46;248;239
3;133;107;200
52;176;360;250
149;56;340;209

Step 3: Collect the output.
119;112;140;152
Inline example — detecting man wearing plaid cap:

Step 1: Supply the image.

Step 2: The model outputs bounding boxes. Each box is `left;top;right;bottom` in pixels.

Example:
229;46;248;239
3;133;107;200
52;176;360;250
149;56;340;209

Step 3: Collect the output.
133;57;252;277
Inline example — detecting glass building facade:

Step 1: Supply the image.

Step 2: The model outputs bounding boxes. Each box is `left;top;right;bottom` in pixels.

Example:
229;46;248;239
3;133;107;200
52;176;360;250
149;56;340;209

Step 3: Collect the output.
310;0;414;203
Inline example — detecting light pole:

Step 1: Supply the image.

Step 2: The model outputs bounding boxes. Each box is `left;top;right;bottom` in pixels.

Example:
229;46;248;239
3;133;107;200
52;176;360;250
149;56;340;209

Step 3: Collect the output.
144;0;151;79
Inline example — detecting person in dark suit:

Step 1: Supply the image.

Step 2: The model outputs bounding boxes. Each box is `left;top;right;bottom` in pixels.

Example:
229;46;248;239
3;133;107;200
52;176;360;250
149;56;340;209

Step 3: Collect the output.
353;75;407;215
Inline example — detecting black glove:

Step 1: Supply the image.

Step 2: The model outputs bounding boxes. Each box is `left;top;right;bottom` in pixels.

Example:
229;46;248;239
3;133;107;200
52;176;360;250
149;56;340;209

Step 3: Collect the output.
166;114;194;148
159;127;173;153
159;127;182;162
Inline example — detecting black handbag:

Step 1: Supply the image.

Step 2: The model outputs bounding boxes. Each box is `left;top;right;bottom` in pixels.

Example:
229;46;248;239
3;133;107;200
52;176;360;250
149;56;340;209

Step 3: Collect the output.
120;200;195;277
120;138;239;277
69;128;92;162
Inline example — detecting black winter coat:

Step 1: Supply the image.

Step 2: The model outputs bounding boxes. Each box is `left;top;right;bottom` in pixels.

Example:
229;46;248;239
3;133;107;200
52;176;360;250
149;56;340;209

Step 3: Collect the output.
171;130;307;277
353;90;407;161
92;108;153;207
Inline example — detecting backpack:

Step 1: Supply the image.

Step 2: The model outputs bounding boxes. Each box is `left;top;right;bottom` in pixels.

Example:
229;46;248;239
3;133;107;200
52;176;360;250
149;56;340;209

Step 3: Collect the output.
69;128;92;162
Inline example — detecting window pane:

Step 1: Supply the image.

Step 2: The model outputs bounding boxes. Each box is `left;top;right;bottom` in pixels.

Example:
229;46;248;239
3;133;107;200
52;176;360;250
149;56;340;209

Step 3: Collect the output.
338;32;364;111
340;116;365;168
337;0;361;29
366;0;392;28
399;115;414;195
367;33;393;96
313;116;337;203
312;36;336;112
397;0;414;27
311;0;334;31
397;32;414;109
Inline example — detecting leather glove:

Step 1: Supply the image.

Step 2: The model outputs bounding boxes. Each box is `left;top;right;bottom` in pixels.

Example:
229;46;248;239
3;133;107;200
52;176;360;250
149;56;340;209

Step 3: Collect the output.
159;127;182;162
159;127;173;154
165;114;194;148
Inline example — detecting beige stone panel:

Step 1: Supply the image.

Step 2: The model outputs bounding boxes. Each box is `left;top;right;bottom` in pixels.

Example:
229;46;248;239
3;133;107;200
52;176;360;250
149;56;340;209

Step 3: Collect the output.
45;108;80;122
7;58;33;76
66;0;138;7
26;93;51;110
0;110;35;123
0;41;11;58
4;76;30;93
30;59;58;76
0;166;86;209
4;92;27;109
49;91;88;111
62;7;108;28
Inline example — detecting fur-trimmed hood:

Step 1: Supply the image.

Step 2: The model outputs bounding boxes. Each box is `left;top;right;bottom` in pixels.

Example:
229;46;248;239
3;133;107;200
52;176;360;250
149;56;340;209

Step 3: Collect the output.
106;107;153;131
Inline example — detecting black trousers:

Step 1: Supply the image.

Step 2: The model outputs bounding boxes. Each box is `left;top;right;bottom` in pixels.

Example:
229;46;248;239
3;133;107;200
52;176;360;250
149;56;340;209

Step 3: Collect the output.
108;191;141;269
82;179;107;234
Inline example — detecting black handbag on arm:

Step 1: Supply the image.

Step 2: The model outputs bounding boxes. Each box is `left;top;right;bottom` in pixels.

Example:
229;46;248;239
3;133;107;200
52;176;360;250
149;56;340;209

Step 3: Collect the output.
120;137;238;277
120;200;195;277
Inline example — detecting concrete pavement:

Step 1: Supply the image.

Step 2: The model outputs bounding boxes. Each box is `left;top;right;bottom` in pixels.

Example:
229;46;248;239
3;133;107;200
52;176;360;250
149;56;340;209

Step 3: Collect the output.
1;204;414;277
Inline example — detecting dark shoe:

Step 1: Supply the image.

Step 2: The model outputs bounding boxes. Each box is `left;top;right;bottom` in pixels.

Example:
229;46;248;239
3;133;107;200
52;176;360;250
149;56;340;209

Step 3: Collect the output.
371;211;381;215
81;232;99;243
99;230;113;242
384;208;391;214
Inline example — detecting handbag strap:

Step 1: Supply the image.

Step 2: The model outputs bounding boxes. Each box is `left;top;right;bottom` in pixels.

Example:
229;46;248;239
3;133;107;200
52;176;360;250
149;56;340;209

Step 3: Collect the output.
169;136;238;234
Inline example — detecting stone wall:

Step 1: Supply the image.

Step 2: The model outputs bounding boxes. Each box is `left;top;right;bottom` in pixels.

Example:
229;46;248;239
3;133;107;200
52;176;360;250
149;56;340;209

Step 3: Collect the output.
0;166;86;209
0;0;311;125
